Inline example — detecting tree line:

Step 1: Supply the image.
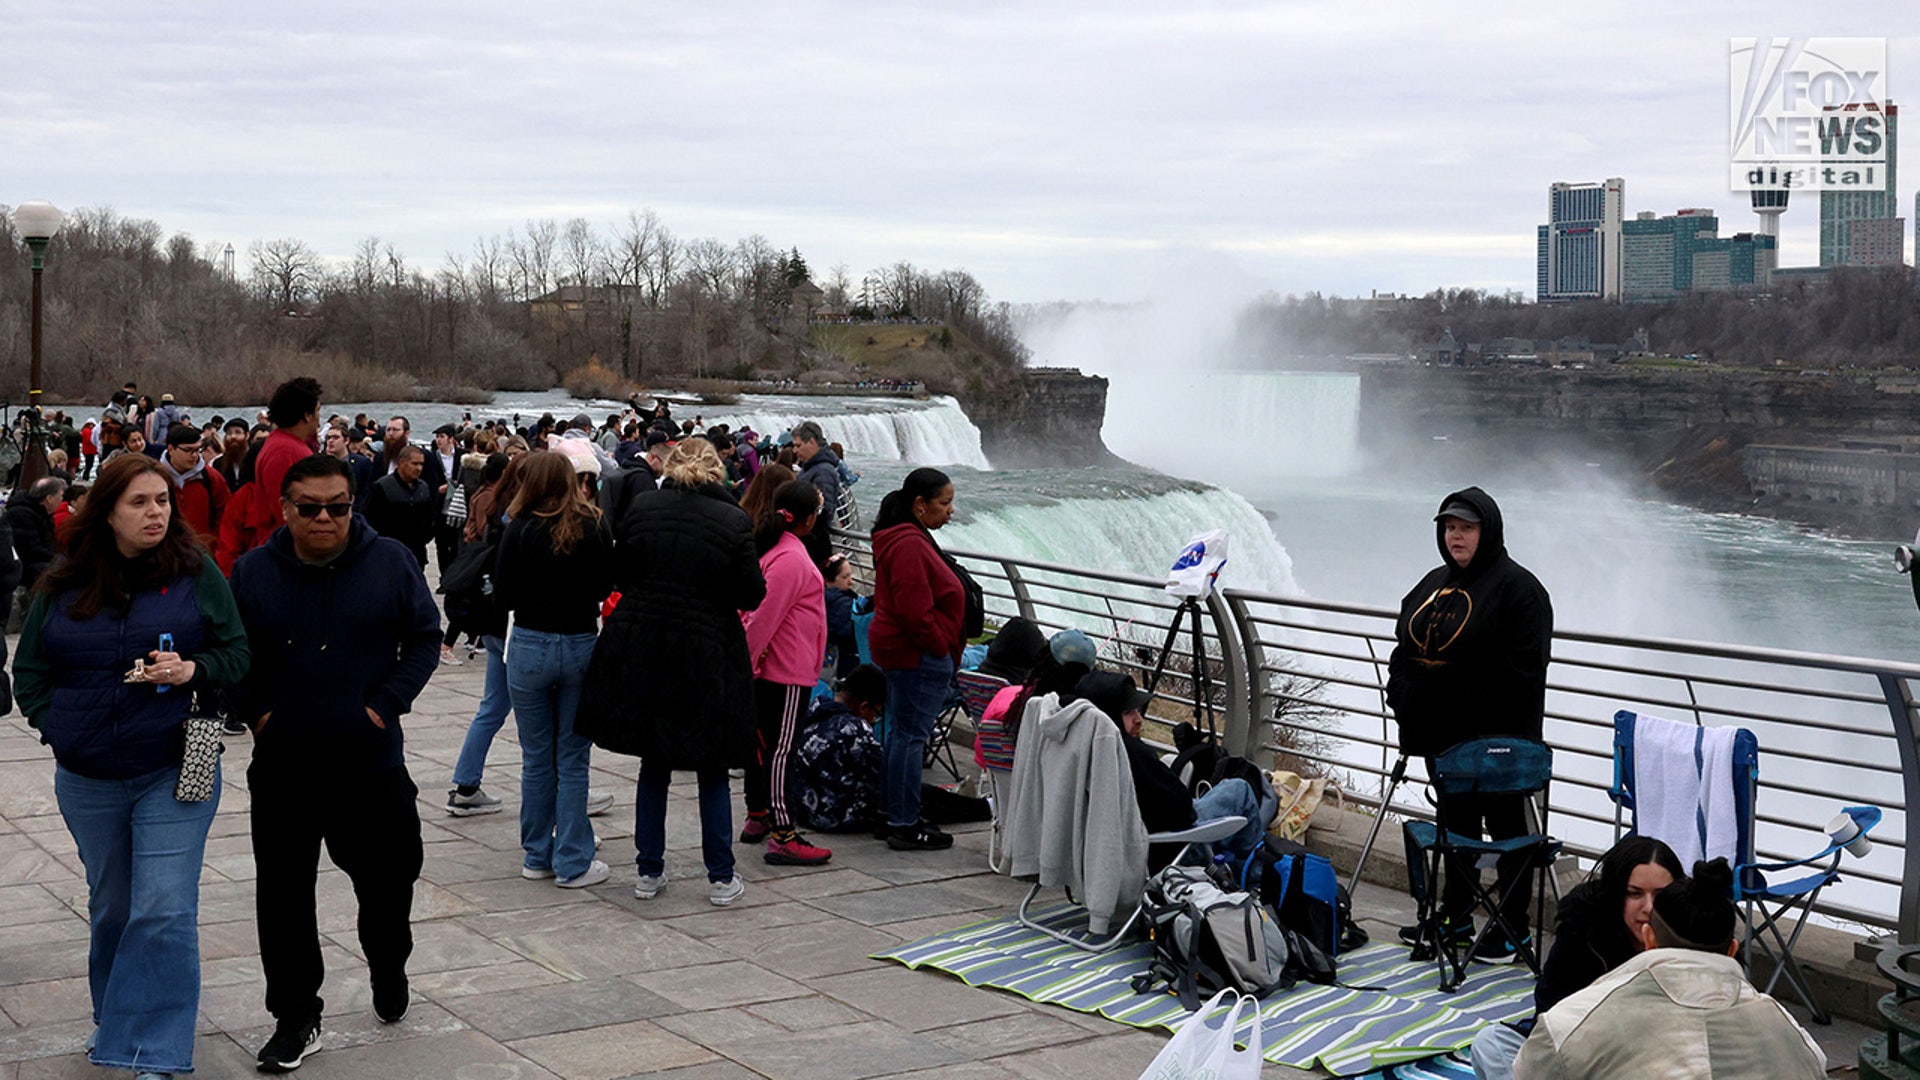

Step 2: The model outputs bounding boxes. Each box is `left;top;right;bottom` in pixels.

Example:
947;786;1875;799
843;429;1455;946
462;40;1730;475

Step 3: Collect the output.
0;205;1026;406
1233;270;1920;368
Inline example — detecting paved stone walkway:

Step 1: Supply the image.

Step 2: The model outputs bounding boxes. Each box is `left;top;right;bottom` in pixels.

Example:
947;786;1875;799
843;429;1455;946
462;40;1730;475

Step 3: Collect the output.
0;654;1869;1078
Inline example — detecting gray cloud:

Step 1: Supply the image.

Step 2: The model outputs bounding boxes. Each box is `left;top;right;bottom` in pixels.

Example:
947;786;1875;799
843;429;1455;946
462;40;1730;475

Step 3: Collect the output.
4;2;1914;301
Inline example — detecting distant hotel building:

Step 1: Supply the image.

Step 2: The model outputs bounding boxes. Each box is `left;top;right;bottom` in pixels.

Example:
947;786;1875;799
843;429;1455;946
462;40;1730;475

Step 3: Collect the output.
1537;178;1624;302
1820;101;1903;267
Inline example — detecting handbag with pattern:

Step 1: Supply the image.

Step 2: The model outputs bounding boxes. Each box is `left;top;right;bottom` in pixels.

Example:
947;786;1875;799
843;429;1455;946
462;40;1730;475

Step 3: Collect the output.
174;717;223;802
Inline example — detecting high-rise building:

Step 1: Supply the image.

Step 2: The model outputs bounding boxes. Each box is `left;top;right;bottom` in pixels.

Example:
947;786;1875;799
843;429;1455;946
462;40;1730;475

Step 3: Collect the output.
1538;178;1625;301
1691;233;1777;290
1622;209;1717;301
1847;215;1906;266
1820;101;1900;266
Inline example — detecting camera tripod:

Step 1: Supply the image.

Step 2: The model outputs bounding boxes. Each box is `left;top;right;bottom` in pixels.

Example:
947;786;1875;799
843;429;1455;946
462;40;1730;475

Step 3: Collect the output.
1141;595;1220;745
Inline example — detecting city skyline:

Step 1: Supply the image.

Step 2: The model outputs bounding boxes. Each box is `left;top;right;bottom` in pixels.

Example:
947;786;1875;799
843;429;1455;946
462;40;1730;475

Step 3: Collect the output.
5;5;1919;305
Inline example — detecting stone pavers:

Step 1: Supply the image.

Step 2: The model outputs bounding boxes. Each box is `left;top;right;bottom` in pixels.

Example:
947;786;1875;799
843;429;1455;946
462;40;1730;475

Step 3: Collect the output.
0;652;1872;1077
0;656;1320;1079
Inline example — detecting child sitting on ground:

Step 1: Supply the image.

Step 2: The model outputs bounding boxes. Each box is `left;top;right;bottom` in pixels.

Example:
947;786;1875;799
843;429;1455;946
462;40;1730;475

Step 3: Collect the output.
790;663;991;834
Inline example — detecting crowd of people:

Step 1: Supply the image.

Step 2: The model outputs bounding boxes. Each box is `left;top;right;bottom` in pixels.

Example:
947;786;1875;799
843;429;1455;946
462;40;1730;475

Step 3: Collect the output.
0;376;1835;1079
1;375;979;1077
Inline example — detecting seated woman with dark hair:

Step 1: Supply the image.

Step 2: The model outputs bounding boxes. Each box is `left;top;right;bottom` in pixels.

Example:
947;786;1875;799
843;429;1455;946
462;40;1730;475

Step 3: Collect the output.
1512;857;1826;1080
1470;835;1683;1079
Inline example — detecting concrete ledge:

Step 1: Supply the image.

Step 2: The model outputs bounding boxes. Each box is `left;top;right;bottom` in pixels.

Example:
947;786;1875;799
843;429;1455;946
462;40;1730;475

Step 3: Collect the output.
1305;804;1892;1026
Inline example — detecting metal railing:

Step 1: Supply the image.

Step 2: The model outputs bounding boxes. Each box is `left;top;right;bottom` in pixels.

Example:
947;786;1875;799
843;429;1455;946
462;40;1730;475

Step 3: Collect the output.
838;529;1920;940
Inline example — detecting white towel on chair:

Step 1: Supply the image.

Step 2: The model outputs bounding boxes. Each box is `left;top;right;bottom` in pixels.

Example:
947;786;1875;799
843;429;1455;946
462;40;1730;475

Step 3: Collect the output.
1631;712;1740;868
1697;724;1740;867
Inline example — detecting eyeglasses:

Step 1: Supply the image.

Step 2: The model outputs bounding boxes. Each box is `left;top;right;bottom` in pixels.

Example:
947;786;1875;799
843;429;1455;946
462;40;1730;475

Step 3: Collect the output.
289;501;353;520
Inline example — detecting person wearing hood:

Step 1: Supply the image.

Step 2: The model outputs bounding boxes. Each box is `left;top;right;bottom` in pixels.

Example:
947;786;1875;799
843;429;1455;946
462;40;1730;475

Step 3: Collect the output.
160;423;230;545
230;454;442;1071
868;467;964;851
1388;485;1554;963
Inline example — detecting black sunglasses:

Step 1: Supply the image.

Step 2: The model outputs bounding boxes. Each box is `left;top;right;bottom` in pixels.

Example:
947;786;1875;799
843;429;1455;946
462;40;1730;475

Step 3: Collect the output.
289;501;353;520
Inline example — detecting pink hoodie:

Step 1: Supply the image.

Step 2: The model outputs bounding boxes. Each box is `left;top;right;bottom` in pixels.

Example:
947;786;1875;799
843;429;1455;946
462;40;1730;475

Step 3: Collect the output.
741;532;828;687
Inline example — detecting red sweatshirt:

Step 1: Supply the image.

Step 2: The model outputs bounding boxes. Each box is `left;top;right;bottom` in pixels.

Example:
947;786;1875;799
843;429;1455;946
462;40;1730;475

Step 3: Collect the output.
869;522;964;670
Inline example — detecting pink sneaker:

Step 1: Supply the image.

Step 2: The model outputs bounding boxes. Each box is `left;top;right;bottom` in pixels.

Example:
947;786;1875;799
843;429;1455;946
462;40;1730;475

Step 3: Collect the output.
738;816;770;844
765;832;832;866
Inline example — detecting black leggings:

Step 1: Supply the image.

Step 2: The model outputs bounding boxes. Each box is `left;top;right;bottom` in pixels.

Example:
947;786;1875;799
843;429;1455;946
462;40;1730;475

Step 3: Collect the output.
744;680;809;830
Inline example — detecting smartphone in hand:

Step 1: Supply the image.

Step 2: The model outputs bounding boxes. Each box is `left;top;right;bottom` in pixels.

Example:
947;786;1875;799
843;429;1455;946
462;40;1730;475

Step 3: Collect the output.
156;633;174;694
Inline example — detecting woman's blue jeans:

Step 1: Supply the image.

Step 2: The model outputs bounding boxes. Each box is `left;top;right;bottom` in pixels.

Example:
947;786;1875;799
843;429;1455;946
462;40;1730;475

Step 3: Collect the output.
634;761;735;883
452;634;509;788
883;653;955;828
56;761;220;1075
506;627;598;880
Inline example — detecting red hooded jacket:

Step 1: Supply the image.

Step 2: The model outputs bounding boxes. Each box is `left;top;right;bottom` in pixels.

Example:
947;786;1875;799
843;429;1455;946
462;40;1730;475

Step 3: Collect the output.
868;522;964;670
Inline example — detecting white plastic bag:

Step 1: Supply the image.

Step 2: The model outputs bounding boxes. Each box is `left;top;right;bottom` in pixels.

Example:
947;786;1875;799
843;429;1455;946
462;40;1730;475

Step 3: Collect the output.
1137;988;1265;1080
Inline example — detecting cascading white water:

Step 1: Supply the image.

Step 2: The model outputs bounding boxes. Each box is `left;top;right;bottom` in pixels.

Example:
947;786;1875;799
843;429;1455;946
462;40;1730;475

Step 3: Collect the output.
704;396;991;470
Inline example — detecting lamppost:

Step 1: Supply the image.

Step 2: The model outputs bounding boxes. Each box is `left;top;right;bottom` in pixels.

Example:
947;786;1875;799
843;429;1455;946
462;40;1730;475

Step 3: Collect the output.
10;200;62;487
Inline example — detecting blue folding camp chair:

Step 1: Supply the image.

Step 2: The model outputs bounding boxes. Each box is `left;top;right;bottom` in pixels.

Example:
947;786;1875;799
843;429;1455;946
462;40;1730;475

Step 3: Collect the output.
1609;708;1881;1025
1402;737;1561;992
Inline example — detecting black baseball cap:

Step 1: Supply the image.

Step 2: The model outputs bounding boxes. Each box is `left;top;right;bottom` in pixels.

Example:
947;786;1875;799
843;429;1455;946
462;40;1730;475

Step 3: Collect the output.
1434;500;1481;524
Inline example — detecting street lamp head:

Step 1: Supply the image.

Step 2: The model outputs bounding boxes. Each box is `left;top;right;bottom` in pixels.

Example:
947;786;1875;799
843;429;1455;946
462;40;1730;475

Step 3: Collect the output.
10;201;63;242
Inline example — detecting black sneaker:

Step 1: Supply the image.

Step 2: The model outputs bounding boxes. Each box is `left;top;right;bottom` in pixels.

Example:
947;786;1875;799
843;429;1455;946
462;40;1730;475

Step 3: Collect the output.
1471;928;1531;965
886;821;954;851
373;976;410;1024
256;1016;321;1072
1400;915;1473;960
223;718;249;737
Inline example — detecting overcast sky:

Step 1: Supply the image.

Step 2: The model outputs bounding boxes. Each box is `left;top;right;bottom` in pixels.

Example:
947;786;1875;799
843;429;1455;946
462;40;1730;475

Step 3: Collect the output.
6;3;1917;304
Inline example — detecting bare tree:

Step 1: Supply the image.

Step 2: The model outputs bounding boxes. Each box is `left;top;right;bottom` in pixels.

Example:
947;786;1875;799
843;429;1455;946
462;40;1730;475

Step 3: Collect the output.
248;237;323;309
824;263;852;312
561;217;601;290
684;237;735;300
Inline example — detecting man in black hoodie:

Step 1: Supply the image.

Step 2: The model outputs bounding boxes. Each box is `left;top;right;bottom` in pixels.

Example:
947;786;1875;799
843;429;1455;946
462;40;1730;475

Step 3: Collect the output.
1387;485;1553;963
231;454;441;1072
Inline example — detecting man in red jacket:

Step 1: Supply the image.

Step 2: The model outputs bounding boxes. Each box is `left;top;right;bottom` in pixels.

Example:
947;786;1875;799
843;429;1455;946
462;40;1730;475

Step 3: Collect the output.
160;423;230;544
241;377;322;555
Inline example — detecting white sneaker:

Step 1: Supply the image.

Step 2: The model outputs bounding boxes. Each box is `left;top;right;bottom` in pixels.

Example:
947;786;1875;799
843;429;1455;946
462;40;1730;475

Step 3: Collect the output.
586;789;615;817
556;860;610;889
633;871;667;899
520;865;555;880
446;787;503;817
708;877;746;906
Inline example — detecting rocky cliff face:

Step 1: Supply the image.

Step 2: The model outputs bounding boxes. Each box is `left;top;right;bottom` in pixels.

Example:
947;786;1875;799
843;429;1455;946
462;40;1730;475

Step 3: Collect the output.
1359;365;1920;444
1358;364;1920;537
964;367;1119;468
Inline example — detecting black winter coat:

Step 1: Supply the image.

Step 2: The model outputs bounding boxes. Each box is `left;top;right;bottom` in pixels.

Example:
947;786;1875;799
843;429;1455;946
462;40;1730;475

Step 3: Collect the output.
1532;879;1639;1017
5;494;55;591
578;480;767;769
1386;486;1553;757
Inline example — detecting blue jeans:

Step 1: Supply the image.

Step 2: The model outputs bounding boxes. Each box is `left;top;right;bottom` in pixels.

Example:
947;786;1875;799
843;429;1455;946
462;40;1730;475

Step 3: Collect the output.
1470;1021;1527;1080
56;762;220;1075
634;760;735;883
882;653;955;828
1192;778;1267;861
452;635;509;788
507;628;598;880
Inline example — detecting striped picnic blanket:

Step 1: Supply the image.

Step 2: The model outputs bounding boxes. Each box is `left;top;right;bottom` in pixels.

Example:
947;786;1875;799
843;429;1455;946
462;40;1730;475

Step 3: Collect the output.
876;904;1531;1076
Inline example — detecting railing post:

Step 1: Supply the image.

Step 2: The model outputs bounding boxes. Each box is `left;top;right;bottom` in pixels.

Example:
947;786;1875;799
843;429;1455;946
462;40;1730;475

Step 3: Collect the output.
1879;672;1920;944
1205;589;1253;762
1225;592;1273;764
1004;561;1036;623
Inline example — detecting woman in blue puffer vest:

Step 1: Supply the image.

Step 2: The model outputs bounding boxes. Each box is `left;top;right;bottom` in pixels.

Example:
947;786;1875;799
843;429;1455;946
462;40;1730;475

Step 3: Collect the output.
14;453;249;1080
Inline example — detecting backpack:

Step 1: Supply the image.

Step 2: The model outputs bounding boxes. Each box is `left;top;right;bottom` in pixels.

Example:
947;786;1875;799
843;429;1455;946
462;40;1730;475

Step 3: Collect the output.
936;547;985;640
1247;837;1356;970
443;480;469;527
1132;864;1294;1009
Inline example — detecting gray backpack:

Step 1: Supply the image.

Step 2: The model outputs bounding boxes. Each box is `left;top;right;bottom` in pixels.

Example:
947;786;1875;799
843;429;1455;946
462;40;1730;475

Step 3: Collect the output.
1132;864;1293;1009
